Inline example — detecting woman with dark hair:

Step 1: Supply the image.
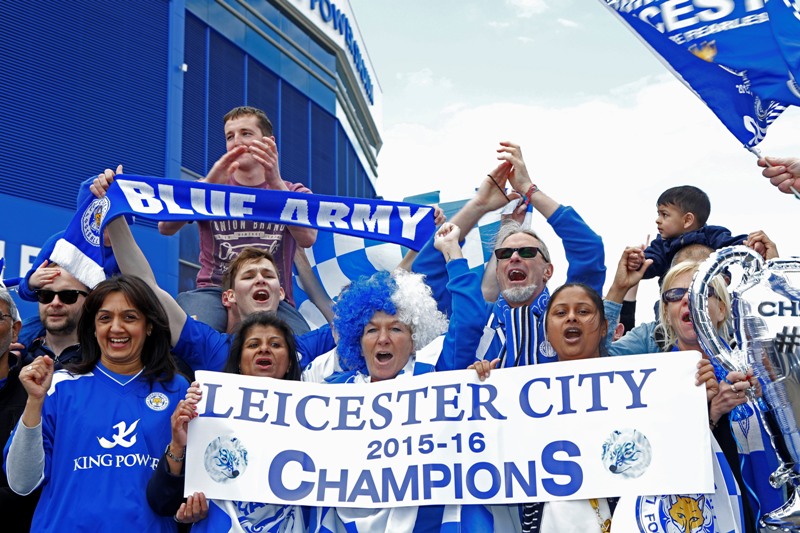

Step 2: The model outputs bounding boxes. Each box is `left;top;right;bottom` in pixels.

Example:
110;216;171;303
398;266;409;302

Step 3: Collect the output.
473;280;718;533
4;275;187;532
147;312;309;532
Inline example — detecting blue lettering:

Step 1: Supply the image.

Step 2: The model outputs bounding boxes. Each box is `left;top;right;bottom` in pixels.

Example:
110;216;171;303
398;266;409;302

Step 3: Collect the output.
397;387;427;425
779;300;799;316
297;395;330;430
578;372;614;413
556;376;577;415
271;391;292;427
233;387;270;422
617;369;656;409
370;392;392;430
268;450;314;500
466;462;500;499
347;470;379;503
381;465;419;501
467;383;507;421
519;377;553;418
333;396;366;430
431;384;464;422
200;383;233;418
541;440;583;497
759;301;775;316
505;461;537;497
319;0;332;21
422;464;451;499
317;468;349;501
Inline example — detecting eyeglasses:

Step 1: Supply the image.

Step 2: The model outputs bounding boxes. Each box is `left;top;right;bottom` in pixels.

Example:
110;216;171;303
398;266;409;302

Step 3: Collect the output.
662;286;716;304
494;246;547;261
35;289;89;305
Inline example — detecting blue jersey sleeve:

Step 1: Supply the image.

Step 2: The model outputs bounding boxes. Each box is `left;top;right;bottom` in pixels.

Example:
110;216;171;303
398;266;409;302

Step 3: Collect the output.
172;318;231;372
411;236;452;315
296;325;336;370
547;205;606;294
437;259;484;371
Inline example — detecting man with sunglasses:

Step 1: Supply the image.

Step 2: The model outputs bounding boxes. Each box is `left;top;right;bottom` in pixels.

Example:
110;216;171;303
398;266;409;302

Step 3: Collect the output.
26;267;89;369
413;142;606;368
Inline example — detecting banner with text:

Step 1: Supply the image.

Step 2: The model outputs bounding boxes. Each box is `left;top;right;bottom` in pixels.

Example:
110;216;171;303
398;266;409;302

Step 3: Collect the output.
51;175;435;288
600;0;797;147
185;352;713;507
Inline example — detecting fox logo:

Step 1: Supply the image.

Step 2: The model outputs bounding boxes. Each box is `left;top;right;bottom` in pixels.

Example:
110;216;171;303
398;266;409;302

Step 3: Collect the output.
97;420;140;449
664;495;710;533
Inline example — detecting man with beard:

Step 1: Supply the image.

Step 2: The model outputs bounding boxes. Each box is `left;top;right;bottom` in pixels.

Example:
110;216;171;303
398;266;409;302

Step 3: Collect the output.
0;287;39;531
413;142;606;367
26;266;89;369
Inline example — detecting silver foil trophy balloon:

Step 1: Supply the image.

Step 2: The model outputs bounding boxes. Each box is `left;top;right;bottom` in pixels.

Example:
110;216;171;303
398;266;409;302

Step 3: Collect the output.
690;245;800;531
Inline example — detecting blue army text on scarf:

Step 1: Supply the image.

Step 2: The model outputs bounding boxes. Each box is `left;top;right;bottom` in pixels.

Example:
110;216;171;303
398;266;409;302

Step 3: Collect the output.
50;175;437;289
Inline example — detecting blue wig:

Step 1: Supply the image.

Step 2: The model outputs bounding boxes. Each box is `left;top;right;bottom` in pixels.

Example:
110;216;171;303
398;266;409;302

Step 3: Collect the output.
333;271;398;374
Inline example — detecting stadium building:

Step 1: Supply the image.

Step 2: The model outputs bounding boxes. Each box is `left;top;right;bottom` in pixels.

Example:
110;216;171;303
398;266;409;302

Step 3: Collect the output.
0;0;381;317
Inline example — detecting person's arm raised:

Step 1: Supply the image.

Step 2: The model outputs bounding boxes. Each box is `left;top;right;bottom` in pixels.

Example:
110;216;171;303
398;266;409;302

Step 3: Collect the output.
497;141;559;219
93;167;188;346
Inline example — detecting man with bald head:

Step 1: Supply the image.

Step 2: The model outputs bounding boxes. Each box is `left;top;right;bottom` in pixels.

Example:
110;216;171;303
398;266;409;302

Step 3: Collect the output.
26;265;89;369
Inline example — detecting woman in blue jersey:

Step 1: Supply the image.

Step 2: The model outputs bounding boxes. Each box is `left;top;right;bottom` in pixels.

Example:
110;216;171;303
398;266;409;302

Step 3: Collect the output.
4;275;187;533
147;311;310;532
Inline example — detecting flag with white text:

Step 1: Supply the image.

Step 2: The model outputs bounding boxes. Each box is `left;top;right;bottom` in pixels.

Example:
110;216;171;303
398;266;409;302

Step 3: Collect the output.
600;0;799;147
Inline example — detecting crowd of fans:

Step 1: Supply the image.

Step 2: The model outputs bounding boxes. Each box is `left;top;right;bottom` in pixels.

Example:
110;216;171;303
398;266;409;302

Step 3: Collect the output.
0;105;795;532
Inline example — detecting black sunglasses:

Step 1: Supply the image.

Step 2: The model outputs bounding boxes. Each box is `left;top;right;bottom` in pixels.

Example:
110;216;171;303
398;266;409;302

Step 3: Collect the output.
662;286;716;304
494;246;546;261
35;289;89;305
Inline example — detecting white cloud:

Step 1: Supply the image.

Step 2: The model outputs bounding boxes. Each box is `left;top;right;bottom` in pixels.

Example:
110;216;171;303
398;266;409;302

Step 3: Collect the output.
374;76;800;325
557;18;580;28
396;68;453;90
505;0;549;17
516;36;535;44
488;20;512;29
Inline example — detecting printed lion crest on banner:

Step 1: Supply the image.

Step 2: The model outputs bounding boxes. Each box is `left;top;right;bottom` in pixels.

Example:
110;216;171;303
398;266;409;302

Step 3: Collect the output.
601;428;652;478
204;436;249;483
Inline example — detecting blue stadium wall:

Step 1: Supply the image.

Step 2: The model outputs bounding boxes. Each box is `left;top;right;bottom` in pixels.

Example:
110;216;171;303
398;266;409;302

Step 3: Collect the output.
0;0;378;317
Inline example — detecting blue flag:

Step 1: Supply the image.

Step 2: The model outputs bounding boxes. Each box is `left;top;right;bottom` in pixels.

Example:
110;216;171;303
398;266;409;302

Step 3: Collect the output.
766;0;800;96
600;0;797;147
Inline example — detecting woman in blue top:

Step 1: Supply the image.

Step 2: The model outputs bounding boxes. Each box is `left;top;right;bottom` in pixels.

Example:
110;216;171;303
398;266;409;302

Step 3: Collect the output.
147;311;312;532
4;275;187;533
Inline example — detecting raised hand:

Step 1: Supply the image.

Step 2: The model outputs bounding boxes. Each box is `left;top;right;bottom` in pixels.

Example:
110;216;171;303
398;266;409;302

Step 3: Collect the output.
90;164;124;198
205;146;246;184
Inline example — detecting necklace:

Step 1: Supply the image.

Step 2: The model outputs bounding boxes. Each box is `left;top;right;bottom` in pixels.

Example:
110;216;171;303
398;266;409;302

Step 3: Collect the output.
589;499;612;533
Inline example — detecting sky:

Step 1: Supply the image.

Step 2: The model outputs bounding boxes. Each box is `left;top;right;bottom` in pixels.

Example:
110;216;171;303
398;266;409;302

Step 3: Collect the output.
348;0;800;324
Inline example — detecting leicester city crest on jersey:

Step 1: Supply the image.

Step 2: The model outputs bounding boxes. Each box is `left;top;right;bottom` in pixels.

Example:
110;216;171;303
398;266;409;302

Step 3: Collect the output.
205;436;249;483
145;392;169;411
81;196;110;247
635;494;715;533
601;428;652;479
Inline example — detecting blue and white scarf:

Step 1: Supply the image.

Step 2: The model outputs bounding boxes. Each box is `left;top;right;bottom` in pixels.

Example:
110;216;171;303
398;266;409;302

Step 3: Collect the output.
51;175;436;288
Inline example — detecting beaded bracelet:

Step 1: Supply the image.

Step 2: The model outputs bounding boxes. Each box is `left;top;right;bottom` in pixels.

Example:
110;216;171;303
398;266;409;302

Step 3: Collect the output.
165;444;186;462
